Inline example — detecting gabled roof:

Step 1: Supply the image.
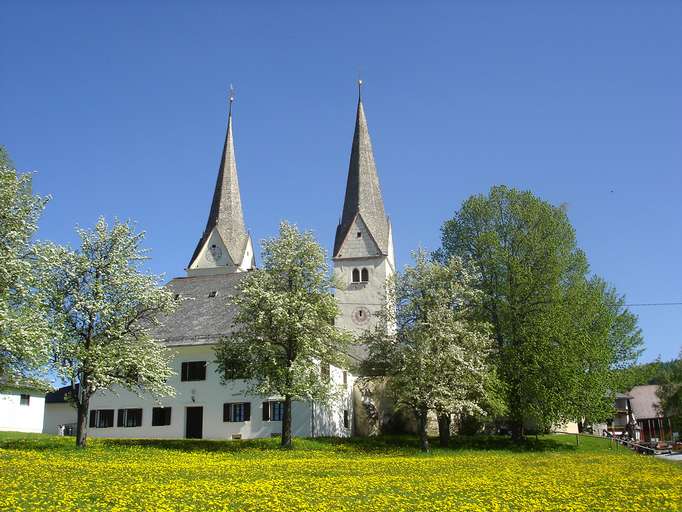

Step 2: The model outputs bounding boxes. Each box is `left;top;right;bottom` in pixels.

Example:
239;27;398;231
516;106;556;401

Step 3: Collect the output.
46;384;79;403
629;384;663;420
188;103;249;268
333;95;390;257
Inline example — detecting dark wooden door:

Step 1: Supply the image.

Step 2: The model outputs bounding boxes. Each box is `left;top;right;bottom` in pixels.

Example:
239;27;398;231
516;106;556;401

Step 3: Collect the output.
186;407;203;439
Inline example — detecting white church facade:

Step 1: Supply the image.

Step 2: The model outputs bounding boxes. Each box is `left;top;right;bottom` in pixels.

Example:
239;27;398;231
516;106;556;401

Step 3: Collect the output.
85;89;393;440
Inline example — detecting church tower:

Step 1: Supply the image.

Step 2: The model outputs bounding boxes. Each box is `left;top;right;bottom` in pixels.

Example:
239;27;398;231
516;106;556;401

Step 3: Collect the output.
333;84;395;355
187;94;255;276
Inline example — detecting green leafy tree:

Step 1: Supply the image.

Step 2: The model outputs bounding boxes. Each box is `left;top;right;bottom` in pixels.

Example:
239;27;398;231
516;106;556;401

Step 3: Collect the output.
37;218;176;447
215;221;350;448
657;350;682;432
363;251;494;452
0;146;51;382
438;186;643;438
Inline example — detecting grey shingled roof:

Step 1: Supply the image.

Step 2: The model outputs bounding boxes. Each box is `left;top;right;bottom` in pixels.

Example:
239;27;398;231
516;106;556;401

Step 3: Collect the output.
152;273;245;346
188;107;249;268
629;384;663;420
333;98;390;257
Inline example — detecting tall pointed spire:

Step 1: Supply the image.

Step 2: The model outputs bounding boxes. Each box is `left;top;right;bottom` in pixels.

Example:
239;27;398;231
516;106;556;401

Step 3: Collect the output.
333;82;390;257
188;89;250;271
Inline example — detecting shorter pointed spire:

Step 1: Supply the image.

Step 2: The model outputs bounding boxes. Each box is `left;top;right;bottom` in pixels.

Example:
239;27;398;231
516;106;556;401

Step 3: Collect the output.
188;90;249;270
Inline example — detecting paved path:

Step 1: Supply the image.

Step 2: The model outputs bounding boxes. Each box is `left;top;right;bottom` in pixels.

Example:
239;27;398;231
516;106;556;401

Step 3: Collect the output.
655;453;682;463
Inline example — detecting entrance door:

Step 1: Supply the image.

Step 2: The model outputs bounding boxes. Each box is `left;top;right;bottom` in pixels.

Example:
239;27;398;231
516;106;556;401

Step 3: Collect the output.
186;406;203;439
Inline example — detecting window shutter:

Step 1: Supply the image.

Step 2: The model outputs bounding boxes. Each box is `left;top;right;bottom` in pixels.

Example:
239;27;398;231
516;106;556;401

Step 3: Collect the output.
181;362;188;381
117;410;124;427
262;401;270;421
223;403;231;422
244;402;251;421
89;410;96;428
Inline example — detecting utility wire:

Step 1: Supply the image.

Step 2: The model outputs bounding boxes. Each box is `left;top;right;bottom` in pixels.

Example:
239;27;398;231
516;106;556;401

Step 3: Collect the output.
624;302;682;307
337;301;682;308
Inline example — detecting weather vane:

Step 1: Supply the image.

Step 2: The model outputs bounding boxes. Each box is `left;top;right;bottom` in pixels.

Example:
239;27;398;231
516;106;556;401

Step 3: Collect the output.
228;84;236;105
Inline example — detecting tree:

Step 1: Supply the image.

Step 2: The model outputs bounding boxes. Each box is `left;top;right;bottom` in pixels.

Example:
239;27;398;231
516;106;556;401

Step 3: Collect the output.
438;186;643;439
37;218;176;447
363;251;493;452
657;350;682;432
215;221;350;448
0;146;51;381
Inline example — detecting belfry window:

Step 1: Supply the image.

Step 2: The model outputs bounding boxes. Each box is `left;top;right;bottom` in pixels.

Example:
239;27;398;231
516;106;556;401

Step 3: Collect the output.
352;269;360;283
361;268;369;282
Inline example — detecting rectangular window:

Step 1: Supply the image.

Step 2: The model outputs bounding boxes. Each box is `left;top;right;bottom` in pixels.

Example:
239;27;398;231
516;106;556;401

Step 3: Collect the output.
117;408;143;428
152;407;172;426
343;409;350;429
181;361;207;382
271;401;284;421
321;363;330;381
342;371;348;386
19;394;30;406
89;409;114;428
223;402;251;422
262;400;285;422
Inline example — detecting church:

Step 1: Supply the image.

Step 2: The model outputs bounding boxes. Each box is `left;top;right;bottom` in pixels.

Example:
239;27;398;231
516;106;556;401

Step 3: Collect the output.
84;88;394;440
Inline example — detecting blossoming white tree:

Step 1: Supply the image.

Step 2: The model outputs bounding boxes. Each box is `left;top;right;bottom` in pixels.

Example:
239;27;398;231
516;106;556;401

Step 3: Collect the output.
364;250;494;452
215;221;351;448
38;218;177;447
0;147;51;382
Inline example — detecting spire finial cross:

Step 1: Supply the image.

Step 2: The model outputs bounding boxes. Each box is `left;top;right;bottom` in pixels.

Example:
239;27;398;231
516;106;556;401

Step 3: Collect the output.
228;84;236;115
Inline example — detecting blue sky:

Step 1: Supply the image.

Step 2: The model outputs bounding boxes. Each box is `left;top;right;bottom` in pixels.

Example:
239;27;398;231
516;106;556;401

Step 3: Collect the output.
2;2;680;362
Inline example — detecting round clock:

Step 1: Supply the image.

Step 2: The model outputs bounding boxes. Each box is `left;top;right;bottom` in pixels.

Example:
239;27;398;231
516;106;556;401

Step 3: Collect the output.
351;306;371;326
206;243;222;261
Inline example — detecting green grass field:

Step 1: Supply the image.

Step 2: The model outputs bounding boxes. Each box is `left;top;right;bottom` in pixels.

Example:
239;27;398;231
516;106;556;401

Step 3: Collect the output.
1;432;680;511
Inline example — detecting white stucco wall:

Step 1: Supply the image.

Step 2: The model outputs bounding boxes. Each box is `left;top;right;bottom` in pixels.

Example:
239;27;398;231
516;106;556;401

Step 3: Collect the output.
87;344;353;440
0;390;45;433
312;365;355;437
42;402;78;434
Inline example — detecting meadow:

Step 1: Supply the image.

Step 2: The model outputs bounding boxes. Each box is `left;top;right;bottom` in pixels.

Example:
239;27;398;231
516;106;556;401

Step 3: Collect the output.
0;432;680;511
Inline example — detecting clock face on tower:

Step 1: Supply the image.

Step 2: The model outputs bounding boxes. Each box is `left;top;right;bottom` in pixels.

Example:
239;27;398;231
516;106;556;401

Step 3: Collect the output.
351;306;371;326
206;243;222;262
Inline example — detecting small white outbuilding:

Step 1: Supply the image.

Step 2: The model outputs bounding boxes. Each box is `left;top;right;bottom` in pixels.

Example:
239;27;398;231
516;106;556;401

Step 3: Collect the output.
0;378;46;433
42;385;78;435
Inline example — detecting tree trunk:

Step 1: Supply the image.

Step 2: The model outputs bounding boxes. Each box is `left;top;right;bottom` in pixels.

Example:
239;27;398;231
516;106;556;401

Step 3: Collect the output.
281;395;293;449
76;398;89;448
416;408;430;453
437;413;451;448
510;420;524;442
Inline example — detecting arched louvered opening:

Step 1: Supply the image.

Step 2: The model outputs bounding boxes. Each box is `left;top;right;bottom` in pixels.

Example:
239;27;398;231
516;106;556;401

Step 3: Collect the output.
352;268;360;283
361;268;369;282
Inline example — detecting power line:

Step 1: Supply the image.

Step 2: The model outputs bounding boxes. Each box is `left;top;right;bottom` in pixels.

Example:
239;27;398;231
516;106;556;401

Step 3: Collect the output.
338;301;682;308
624;302;682;307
